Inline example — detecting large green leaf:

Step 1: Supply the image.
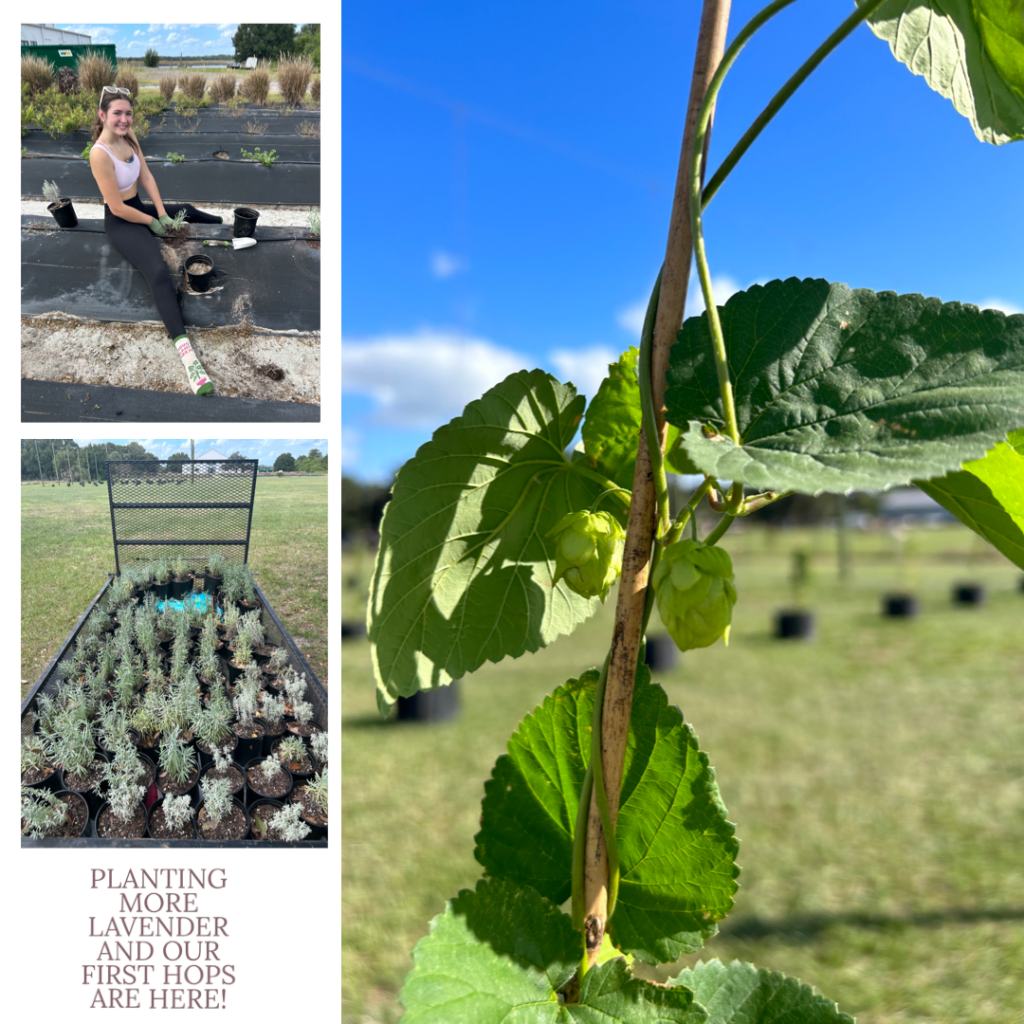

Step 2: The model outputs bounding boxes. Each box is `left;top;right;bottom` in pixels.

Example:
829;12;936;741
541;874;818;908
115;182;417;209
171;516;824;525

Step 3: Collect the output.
859;0;1024;144
400;879;705;1023
669;960;854;1024
916;431;1024;569
475;666;739;964
579;347;698;490
664;278;1024;495
369;370;619;709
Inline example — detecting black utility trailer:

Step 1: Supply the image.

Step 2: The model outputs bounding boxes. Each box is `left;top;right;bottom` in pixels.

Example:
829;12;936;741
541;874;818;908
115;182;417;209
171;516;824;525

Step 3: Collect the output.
21;458;327;847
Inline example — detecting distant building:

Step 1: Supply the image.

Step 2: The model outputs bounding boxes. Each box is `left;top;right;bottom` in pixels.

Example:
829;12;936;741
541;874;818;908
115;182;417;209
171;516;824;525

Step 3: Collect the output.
194;448;230;474
21;23;91;46
877;487;955;524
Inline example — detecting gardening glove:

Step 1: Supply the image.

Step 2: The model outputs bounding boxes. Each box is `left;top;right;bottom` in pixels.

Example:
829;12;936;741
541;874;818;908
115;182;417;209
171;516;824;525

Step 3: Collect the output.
159;214;175;229
148;217;166;235
546;510;625;602
652;538;737;652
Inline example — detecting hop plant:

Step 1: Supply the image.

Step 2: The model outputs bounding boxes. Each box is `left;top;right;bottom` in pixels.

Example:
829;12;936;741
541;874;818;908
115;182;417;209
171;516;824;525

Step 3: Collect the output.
547;510;626;602
652;539;738;652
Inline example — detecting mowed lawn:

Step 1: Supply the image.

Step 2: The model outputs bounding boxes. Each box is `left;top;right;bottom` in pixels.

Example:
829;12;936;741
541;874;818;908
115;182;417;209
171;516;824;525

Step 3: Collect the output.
343;524;1024;1024
21;476;328;696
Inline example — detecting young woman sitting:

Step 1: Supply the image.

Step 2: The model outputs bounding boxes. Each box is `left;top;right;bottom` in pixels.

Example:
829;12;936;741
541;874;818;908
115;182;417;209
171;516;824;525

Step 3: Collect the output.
89;85;223;395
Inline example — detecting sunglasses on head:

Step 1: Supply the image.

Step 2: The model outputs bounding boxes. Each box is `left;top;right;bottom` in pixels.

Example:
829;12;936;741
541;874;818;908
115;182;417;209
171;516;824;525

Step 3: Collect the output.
101;85;132;99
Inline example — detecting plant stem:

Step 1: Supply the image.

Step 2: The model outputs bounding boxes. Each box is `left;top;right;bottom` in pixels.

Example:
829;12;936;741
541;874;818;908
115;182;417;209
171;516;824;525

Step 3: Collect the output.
638;268;670;535
579;0;732;973
702;0;890;209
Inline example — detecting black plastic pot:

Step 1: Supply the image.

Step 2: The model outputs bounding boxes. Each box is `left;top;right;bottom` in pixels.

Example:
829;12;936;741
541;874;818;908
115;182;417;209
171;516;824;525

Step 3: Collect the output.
194;796;250;841
153;580;170;599
184;255;214;292
243;756;293;806
204;572;222;595
953;583;985;606
21;766;61;792
59;753;110;818
48;198;78;228
774;610;815;640
169;576;192;599
340;619;367;640
248;798;285;840
231;724;266;764
232;206;260;237
145;797;199;839
199;760;246;801
643;635;679;673
396;680;460;723
196;734;238;770
24;790;91;839
883;594;919;618
91;800;151;839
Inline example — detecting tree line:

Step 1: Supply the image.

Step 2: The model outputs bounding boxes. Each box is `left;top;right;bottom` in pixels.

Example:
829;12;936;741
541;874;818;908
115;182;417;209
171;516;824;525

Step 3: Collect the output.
21;441;327;483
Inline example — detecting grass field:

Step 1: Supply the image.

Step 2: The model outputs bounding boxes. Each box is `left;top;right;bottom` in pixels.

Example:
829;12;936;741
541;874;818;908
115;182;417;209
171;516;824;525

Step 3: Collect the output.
342;523;1024;1023
21;475;327;697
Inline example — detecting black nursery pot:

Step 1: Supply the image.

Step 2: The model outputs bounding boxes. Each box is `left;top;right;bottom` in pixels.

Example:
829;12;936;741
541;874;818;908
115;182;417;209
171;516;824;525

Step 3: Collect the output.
883;594;919;619
232;206;259;237
196;733;238;769
243;756;293;806
48;198;78;228
169;576;192;599
59;753;110;818
397;680;460;723
953;583;985;606
774;609;815;640
184;255;214;292
643;634;679;673
152;580;170;599
203;572;222;595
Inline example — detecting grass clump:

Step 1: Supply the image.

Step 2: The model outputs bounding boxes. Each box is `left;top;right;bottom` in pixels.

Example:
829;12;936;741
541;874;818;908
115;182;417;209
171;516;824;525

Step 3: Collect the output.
278;53;314;105
22;55;55;97
239;64;270;106
242;119;268;136
209;73;236;103
306;207;321;237
310;76;320;105
114;64;138;100
296;119;320;138
159;75;177;103
178;72;206;103
76;50;115;94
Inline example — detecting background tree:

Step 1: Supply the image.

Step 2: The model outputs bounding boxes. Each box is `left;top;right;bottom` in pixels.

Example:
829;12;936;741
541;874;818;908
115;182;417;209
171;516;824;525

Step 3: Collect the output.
294;24;320;66
227;450;248;461
143;49;160;68
273;452;296;472
166;452;189;474
232;24;297;63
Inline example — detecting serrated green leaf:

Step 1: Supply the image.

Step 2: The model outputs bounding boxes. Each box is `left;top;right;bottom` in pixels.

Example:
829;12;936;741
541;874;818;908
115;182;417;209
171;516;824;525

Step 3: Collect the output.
399;878;578;1023
400;879;705;1023
475;665;739;964
669;959;854;1024
580;347;699;490
859;0;1024;144
369;369;620;708
916;436;1024;569
664;278;1024;495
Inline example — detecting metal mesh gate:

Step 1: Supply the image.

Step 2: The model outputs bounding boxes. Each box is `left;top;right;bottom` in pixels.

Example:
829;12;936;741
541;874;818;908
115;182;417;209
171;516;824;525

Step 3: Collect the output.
106;459;258;573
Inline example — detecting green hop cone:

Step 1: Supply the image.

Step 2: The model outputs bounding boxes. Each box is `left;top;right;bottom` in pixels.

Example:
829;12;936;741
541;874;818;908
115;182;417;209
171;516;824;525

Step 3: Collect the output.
653;539;737;651
547;510;625;602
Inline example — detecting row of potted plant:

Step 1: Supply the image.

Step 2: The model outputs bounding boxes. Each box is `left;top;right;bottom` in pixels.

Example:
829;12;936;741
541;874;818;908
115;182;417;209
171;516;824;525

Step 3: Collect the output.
21;556;327;843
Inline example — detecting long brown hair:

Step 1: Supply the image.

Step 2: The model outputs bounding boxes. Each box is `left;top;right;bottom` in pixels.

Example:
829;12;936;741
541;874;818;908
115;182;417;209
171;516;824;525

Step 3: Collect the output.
90;89;140;156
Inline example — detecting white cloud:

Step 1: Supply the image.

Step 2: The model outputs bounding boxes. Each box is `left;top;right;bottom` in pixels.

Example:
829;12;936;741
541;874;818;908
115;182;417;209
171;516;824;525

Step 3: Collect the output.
549;346;618;401
979;296;1024;316
342;331;526;427
218;23;234;31
167;32;180;43
341;428;360;471
616;300;646;337
182;37;201;47
430;250;467;279
134;30;142;36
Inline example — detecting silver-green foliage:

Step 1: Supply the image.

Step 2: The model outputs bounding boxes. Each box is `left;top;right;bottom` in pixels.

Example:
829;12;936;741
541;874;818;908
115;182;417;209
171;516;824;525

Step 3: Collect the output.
269;801;311;841
21;788;71;838
161;794;194;833
202;777;233;825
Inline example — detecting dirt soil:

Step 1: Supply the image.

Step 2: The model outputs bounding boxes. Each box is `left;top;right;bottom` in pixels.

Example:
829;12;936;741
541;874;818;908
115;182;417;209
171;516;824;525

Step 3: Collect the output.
22;315;320;403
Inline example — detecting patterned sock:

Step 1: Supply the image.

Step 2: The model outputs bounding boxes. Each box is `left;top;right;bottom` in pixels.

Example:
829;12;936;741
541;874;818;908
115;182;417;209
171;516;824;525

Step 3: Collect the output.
172;335;213;395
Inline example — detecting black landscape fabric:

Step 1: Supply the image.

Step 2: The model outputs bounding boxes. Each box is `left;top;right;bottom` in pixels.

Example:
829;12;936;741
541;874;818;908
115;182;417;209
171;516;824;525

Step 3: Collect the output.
21;220;320;332
23;132;320;163
22;379;320;423
23;157;320;206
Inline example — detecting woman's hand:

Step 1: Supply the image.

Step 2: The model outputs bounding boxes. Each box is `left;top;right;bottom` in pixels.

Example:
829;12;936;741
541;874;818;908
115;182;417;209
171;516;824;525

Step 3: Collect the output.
148;218;167;235
158;214;174;229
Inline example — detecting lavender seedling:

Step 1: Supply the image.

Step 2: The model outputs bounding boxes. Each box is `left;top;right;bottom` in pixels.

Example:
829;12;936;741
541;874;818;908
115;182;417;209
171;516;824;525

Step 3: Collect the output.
231;634;253;668
159;731;198;787
103;740;148;822
161;794;194;833
276;735;307;767
257;755;284;785
269;801;311;841
306;768;328;816
232;684;259;731
201;777;233;827
310;731;328;768
267;645;290;675
238;610;265;650
194;702;233;750
21;787;71;838
221;601;241;635
21;735;52;776
210;742;234;774
261;692;286;730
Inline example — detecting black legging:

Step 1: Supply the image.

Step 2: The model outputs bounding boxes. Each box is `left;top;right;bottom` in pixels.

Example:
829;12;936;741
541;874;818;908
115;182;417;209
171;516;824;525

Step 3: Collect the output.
103;195;221;339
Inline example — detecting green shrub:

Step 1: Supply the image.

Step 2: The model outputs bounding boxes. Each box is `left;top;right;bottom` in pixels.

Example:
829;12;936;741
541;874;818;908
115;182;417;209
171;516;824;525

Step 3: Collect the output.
76;50;115;94
159;75;176;103
240;146;277;167
143;48;160;68
114;64;138;100
239;64;270;106
209;73;236;103
277;53;313;105
166;152;186;164
22;54;54;97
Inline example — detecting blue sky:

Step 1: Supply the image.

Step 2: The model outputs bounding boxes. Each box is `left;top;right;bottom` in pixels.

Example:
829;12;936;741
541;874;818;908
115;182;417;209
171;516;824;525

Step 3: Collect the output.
54;23;315;57
342;1;1024;483
72;439;329;463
